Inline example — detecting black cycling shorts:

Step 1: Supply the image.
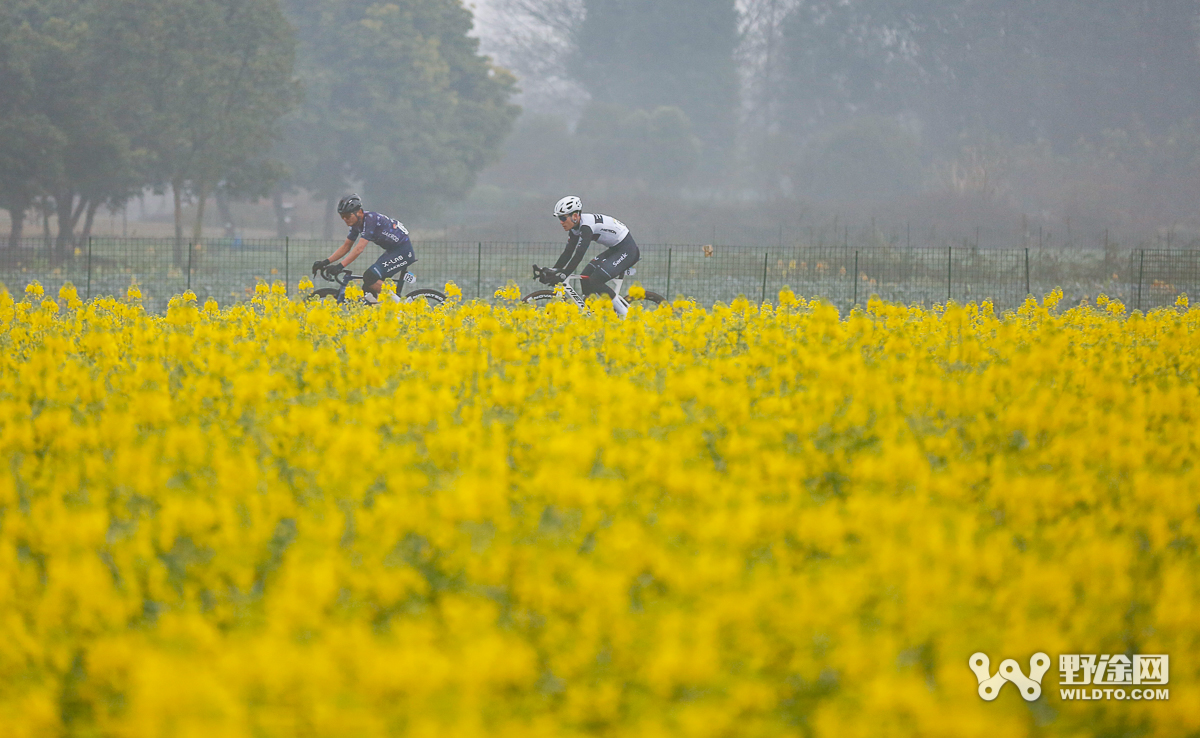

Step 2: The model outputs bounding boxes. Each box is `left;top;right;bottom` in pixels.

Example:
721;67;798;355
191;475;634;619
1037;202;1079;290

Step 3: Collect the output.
364;243;418;284
581;235;639;294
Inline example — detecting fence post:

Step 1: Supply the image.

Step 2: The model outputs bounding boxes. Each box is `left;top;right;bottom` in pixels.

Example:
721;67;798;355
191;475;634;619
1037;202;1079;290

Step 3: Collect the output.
476;242;482;299
1137;249;1145;312
187;242;193;292
666;248;672;299
86;237;93;300
760;251;768;304
1025;248;1030;296
947;246;952;304
285;237;289;296
853;250;859;308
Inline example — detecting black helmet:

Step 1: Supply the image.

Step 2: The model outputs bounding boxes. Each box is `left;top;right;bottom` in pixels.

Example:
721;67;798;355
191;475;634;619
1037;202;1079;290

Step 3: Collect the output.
337;194;363;215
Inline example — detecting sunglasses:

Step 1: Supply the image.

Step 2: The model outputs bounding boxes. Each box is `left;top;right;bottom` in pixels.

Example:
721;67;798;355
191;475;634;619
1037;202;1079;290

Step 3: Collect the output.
558;214;573;222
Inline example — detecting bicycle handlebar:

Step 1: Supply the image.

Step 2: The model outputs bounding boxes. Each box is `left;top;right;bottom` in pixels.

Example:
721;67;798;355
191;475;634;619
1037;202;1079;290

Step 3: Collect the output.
317;269;362;287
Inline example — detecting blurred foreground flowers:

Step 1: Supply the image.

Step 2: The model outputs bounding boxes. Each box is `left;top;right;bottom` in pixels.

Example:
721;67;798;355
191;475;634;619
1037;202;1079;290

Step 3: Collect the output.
0;286;1197;737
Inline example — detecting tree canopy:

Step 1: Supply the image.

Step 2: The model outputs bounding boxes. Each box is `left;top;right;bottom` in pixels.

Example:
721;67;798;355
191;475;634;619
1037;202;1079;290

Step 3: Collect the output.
775;0;1200;149
280;0;520;235
572;0;739;162
0;0;519;248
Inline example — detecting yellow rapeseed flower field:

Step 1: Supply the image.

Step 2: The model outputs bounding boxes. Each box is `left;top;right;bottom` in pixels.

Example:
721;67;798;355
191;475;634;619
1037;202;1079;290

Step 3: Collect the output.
0;282;1197;737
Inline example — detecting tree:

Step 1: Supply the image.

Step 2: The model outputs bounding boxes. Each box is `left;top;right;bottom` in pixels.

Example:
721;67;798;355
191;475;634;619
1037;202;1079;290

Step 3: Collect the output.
473;0;584;115
0;4;58;245
279;0;520;237
575;103;701;187
776;0;1200;150
737;0;801;136
572;0;740;164
93;0;298;258
0;0;141;253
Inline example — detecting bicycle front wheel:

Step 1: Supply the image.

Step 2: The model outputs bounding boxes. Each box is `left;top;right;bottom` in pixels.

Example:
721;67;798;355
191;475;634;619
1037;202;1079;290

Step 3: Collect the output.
633;291;665;306
521;290;558;307
404;289;446;308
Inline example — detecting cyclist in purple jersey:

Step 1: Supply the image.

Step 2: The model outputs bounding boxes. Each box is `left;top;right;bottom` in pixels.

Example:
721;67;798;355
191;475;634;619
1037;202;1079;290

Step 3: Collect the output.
312;194;417;302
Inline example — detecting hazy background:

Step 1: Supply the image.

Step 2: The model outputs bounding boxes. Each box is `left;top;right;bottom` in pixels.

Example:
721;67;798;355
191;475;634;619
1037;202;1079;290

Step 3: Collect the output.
4;0;1200;252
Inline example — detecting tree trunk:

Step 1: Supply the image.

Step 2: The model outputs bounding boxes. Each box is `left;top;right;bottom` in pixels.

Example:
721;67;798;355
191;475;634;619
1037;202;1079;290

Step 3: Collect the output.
41;201;52;251
54;193;73;258
322;195;336;240
79;200;100;246
5;203;26;247
192;187;208;246
173;180;184;266
52;193;90;255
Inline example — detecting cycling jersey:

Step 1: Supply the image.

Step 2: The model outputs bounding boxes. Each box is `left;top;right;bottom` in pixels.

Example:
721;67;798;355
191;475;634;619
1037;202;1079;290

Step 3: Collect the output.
554;213;631;274
348;211;414;254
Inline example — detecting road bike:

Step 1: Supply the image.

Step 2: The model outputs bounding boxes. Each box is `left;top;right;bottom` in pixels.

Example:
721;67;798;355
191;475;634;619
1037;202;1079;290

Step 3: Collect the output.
308;268;446;307
523;265;665;310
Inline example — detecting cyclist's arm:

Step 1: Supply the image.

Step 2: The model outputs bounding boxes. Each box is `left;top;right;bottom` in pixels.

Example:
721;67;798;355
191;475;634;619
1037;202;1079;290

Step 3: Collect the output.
326;237;353;264
554;226;594;273
339;237;371;268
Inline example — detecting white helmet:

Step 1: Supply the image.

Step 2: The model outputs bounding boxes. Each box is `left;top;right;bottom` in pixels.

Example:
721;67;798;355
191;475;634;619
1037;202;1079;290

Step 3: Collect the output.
553;196;582;218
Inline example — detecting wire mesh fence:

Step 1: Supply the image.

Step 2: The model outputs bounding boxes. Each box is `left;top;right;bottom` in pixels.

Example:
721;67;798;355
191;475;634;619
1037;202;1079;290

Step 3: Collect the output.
0;236;1195;313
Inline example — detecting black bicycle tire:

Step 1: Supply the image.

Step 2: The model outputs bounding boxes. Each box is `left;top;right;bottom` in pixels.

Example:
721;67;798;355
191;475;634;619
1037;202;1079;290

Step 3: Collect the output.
521;290;557;306
404;288;446;307
637;291;665;305
307;287;342;303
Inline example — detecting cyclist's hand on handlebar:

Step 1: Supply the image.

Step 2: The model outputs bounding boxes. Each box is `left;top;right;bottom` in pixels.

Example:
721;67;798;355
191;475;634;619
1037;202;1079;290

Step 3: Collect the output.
321;262;347;281
549;269;567;285
312;258;330;276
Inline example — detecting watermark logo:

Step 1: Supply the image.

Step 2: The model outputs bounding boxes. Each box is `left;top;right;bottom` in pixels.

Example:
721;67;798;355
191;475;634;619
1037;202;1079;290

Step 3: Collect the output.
971;652;1170;701
1058;654;1169;701
970;652;1050;701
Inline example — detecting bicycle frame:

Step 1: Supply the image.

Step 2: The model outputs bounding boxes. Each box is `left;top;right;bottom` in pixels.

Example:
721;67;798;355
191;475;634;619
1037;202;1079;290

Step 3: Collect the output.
320;269;416;302
552;272;632;311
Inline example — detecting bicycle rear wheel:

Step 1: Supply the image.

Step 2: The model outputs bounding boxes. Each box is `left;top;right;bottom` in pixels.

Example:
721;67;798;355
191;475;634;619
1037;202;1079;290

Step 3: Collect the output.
634;291;665;306
404;289;446;308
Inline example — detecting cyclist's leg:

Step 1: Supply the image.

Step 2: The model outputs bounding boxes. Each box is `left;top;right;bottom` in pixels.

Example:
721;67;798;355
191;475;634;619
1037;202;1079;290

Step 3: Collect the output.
581;236;639;315
366;246;416;301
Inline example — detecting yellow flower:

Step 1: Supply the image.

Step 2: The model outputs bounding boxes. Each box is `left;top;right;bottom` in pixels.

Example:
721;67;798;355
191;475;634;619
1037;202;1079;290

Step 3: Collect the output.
493;282;521;301
1176;293;1188;309
0;290;1195;738
126;283;142;301
444;281;463;300
627;283;646;300
25;281;44;299
298;276;314;291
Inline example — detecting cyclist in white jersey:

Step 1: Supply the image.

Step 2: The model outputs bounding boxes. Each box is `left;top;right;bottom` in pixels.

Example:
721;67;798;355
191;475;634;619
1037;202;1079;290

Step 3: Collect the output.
538;196;640;316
